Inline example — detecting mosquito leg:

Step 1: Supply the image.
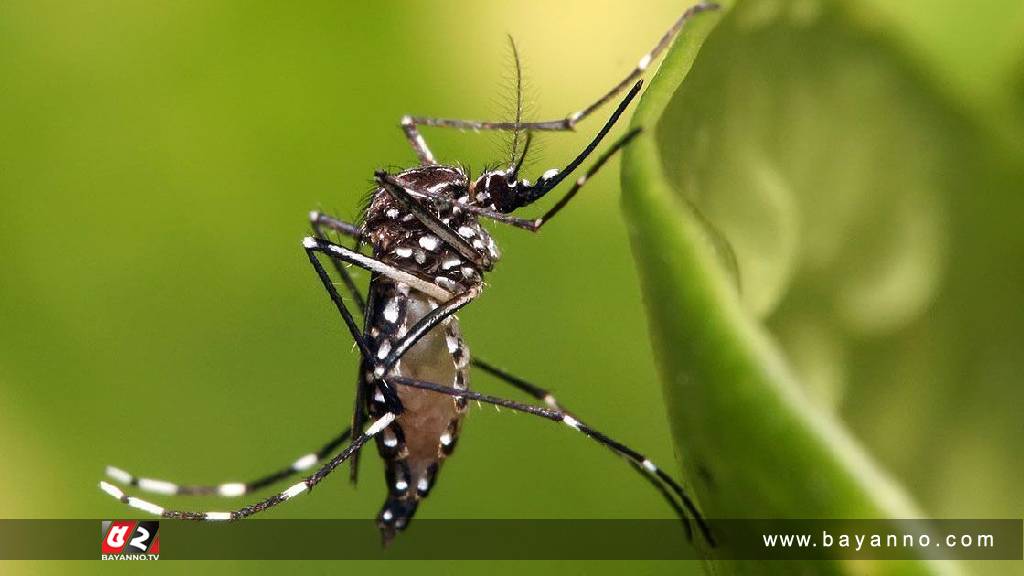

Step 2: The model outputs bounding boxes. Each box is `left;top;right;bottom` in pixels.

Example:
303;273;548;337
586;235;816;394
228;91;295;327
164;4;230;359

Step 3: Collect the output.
99;414;395;520
401;117;437;165
470;358;566;412
310;211;363;240
386;85;642;235
104;427;352;498
309;210;367;311
304;238;374;360
400;3;718;135
305;212;373;482
467;357;691;539
304;236;452;303
387;376;713;546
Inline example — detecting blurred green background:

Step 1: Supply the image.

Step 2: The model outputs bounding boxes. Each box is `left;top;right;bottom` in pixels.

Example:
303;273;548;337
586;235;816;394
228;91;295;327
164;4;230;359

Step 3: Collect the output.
0;1;1021;574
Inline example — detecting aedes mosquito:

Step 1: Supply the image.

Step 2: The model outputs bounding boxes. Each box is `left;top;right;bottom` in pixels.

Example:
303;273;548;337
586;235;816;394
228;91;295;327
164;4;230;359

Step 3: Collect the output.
100;2;719;546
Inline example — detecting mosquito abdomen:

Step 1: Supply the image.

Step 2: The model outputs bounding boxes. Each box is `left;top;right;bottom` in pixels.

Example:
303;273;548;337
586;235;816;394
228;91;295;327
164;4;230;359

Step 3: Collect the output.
366;283;470;541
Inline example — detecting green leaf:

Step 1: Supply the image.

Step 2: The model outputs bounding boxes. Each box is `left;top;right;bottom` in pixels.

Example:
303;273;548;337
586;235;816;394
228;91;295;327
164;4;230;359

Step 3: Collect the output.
620;1;987;573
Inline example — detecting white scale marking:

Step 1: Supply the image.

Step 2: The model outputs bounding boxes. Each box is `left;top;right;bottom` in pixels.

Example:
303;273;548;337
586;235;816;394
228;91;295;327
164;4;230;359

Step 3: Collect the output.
395;247;412;258
128;497;164;516
417;234;438;250
105;466;131;484
642;459;657;473
283;482;308;499
563;415;581;430
446;334;459;353
383;300;400;323
417;478;429;492
138;478;177;495
218;483;246;497
457;226;475;238
395;480;408;491
205;512;232;521
293;453;318;471
439;432;452;446
542;168;559;180
367;413;397;436
376;340;392;360
100;481;124;500
638;53;652;70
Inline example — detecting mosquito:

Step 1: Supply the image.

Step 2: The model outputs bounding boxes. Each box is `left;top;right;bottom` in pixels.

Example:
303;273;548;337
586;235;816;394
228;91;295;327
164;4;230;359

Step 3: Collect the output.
100;2;719;546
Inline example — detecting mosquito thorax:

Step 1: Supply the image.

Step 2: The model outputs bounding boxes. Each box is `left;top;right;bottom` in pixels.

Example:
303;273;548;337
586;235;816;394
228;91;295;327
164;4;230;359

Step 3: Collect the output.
363;164;501;290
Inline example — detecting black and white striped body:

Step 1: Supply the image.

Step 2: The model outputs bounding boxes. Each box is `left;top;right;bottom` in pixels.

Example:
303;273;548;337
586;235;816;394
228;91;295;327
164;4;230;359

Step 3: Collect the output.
97;4;719;544
360;165;499;538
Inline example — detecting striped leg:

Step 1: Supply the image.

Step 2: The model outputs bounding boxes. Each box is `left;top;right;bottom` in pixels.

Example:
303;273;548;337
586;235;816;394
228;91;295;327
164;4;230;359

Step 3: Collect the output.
467;359;691;530
386;377;713;546
310;210;367;311
103;427;352;498
305;236;452;303
307;211;370;484
98;414;395;520
471;358;566;412
399;3;719;137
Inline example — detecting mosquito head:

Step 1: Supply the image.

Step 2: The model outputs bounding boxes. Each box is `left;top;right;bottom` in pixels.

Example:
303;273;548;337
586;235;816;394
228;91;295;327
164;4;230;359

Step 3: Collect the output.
472;166;560;214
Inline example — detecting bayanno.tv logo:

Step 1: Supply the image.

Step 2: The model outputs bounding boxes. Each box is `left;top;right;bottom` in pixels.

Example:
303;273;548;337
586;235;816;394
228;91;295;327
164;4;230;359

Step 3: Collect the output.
101;520;160;560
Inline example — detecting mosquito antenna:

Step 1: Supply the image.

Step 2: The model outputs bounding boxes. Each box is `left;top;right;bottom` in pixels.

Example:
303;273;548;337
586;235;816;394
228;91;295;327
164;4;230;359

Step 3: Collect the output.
507;34;524;169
